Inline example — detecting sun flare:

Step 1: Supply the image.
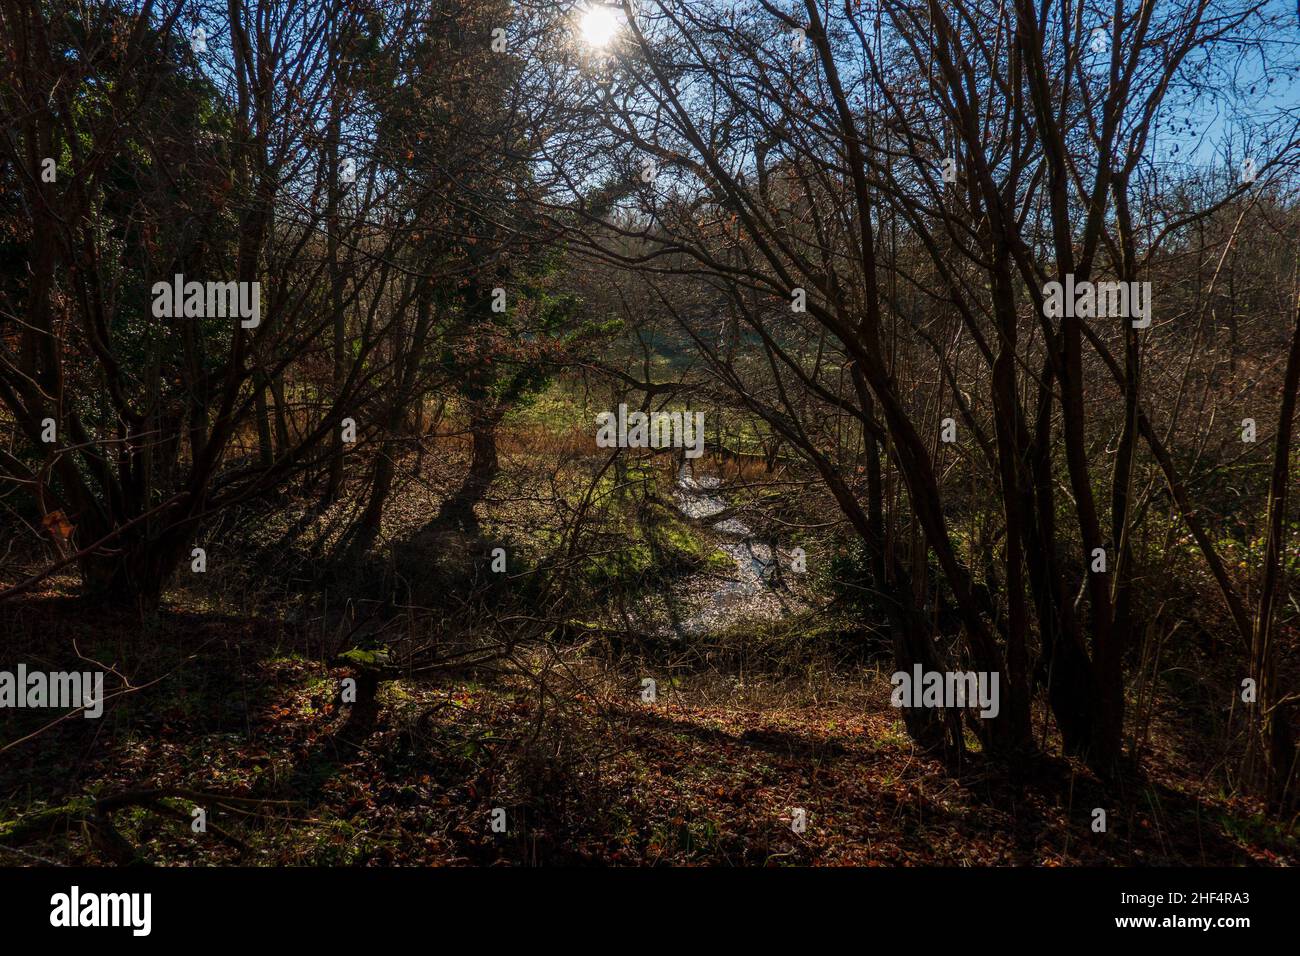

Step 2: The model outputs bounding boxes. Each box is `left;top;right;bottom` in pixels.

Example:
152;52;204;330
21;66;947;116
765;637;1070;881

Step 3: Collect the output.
579;4;621;48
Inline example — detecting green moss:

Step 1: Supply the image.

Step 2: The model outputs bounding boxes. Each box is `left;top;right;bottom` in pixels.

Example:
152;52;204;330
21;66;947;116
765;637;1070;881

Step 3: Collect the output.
578;507;728;593
0;798;95;844
338;647;390;667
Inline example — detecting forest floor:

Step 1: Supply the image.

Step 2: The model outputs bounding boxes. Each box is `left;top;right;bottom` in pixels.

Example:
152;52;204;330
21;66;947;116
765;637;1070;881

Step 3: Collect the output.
0;593;1293;866
1;413;1295;866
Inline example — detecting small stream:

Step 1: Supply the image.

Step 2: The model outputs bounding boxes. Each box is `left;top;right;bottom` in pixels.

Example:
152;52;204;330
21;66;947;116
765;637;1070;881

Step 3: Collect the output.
637;465;804;637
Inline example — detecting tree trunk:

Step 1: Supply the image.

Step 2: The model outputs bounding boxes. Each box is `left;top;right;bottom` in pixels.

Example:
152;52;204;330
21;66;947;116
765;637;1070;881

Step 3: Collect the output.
1252;297;1300;812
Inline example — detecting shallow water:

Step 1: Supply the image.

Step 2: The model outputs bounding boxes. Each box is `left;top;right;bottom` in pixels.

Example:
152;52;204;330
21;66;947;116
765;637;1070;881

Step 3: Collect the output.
633;465;804;637
673;474;727;520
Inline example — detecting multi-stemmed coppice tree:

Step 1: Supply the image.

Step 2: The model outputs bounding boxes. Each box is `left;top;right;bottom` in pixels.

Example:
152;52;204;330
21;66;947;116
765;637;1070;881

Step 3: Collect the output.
542;0;1298;800
0;0;476;604
0;0;392;605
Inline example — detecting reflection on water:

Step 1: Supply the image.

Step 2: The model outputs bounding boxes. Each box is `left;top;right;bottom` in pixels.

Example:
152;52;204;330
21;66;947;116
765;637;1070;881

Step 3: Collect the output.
673;473;727;519
633;465;804;637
